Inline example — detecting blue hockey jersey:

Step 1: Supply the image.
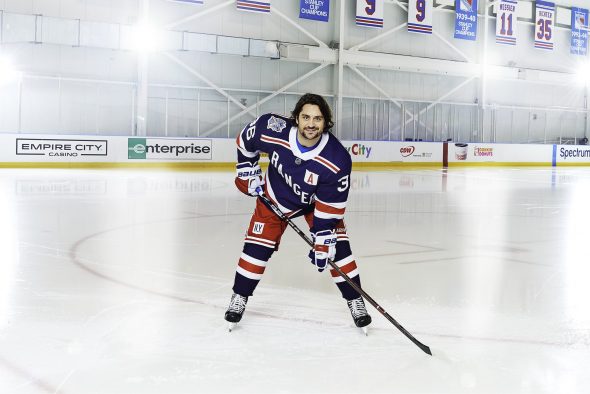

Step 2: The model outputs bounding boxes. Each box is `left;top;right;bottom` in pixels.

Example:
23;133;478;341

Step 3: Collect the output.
236;113;352;232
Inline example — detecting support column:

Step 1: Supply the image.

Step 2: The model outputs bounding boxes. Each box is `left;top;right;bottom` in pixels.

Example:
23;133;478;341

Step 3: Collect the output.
479;0;490;142
135;0;149;136
335;0;345;137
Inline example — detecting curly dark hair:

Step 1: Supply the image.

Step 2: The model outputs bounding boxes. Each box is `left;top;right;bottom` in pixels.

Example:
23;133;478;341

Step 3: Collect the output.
291;93;334;132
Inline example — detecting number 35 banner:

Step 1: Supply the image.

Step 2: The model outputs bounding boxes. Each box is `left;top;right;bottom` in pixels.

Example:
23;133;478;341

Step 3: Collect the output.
408;0;433;34
534;0;555;50
496;0;518;45
356;0;384;29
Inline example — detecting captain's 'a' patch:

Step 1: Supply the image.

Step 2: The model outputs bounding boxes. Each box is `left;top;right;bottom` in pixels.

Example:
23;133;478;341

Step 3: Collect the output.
267;116;286;133
304;170;318;185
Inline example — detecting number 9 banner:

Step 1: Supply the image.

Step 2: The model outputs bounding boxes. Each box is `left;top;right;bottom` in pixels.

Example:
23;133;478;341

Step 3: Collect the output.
408;0;433;34
356;0;384;29
534;0;555;50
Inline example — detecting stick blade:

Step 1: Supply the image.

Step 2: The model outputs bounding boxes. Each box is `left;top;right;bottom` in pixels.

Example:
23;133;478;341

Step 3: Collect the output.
420;344;432;356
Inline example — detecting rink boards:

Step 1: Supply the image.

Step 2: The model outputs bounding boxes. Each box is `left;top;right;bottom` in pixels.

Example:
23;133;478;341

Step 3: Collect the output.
0;133;589;168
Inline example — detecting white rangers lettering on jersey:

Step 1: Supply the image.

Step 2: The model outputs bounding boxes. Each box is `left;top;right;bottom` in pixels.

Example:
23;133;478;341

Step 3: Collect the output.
270;151;312;204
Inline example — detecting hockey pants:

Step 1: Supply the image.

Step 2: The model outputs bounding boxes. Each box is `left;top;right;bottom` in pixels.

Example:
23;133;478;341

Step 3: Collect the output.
232;198;362;300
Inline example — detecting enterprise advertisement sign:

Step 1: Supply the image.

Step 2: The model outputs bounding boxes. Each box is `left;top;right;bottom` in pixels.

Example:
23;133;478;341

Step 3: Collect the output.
128;138;212;160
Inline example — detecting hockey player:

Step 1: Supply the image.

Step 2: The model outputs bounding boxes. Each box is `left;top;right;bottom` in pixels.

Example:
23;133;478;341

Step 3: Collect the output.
225;93;372;333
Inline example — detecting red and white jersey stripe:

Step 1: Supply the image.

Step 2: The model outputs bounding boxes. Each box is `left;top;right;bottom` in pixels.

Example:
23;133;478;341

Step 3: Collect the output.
312;155;340;174
261;134;290;149
314;197;346;220
236;252;267;280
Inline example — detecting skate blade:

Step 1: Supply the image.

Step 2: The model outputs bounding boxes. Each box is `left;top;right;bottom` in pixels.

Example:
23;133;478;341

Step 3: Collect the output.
361;326;368;336
228;322;237;332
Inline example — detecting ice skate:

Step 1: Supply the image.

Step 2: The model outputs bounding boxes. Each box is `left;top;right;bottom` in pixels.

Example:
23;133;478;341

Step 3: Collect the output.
347;297;372;335
225;293;248;331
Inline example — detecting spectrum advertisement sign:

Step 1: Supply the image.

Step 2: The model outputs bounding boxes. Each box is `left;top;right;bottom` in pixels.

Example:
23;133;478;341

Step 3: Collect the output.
556;145;590;164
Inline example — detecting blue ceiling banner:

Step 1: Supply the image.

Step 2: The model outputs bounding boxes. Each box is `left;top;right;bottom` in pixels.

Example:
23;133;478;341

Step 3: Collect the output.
571;7;589;56
454;0;478;41
299;0;330;22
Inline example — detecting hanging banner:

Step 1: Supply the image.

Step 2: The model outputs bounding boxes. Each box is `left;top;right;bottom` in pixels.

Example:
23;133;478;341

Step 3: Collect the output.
236;0;270;13
299;0;330;22
495;0;517;45
356;0;384;28
172;0;204;4
408;0;433;34
534;1;554;50
571;7;589;56
454;0;478;41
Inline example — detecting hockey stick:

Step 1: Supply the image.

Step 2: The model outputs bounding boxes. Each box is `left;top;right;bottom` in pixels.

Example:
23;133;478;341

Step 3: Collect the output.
257;193;432;356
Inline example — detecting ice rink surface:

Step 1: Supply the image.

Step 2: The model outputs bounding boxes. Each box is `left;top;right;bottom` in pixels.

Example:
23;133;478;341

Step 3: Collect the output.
1;166;590;393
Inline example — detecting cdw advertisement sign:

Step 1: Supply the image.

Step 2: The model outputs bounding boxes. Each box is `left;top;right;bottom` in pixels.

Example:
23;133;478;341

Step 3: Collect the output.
343;141;441;162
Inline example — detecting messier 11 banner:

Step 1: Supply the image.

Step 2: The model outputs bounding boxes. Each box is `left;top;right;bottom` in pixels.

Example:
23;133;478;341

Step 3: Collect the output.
571;7;589;55
534;0;555;50
356;0;384;28
496;0;517;45
408;0;433;34
454;0;478;41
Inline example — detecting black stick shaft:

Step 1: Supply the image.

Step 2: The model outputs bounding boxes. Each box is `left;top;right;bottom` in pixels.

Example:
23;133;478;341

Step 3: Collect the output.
257;194;432;356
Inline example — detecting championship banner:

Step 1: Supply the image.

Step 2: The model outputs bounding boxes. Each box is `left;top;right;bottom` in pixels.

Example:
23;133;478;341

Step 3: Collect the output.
571;7;589;56
454;0;478;41
356;0;384;29
172;0;204;4
495;0;517;45
408;0;433;34
300;0;329;22
236;0;270;13
534;0;554;50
